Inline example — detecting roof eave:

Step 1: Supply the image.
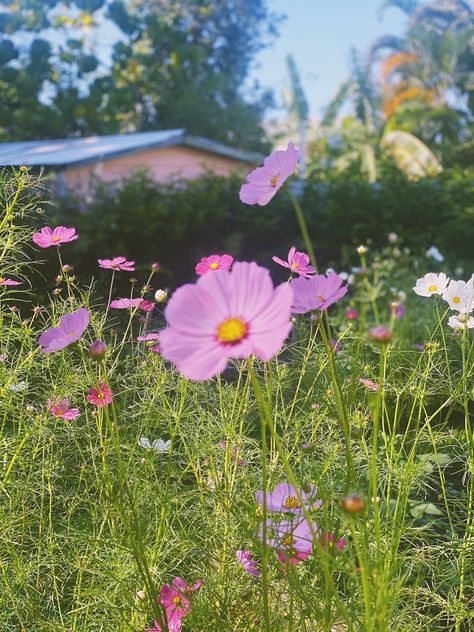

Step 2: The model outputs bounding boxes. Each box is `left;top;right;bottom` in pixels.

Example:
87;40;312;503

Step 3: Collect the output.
183;134;263;164
38;129;187;170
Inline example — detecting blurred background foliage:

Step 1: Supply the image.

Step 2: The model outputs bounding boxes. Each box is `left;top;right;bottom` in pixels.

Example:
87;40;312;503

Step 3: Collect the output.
1;0;473;284
47;166;473;294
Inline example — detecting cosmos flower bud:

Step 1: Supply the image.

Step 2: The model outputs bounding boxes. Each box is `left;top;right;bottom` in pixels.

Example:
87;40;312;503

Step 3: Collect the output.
151;262;160;272
155;289;168;303
356;245;368;255
345;308;358;321
340;494;365;514
89;339;107;361
62;264;73;273
370;325;392;343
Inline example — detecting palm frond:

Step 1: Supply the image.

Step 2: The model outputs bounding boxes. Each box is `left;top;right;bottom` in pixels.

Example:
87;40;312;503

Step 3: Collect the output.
369;35;406;62
381;130;443;177
321;80;353;127
378;0;420;19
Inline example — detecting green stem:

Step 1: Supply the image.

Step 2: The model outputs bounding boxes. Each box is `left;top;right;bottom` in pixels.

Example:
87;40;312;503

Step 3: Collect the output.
288;189;318;272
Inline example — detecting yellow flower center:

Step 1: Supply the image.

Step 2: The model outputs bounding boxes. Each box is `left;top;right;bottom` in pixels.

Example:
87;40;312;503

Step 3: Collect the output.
292;262;299;269
217;318;247;344
172;595;183;607
283;496;299;510
0;277;4;283
282;534;294;547
453;296;461;304
68;329;76;336
56;408;64;416
316;295;326;302
270;174;279;187
428;285;438;292
209;262;219;269
52;235;61;242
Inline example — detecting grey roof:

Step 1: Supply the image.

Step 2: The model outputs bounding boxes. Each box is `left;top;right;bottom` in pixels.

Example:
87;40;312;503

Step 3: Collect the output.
0;129;262;168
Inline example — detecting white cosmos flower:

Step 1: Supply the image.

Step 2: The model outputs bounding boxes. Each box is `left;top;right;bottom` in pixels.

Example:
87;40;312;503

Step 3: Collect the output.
138;437;171;454
413;273;449;297
10;380;28;392
448;314;474;330
426;246;444;263
442;280;474;313
388;232;398;243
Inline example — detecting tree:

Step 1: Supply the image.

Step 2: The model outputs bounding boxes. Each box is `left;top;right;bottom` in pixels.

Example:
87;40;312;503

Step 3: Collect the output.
0;0;105;139
0;0;279;150
95;0;278;151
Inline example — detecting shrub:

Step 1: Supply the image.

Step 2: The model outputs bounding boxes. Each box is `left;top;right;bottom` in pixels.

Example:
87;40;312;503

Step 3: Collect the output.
48;169;474;292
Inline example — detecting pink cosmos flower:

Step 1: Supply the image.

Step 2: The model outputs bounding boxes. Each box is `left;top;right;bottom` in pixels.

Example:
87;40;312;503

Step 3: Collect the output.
86;383;113;407
139;299;155;313
0;277;21;286
137;332;160;353
195;254;234;276
346;308;358;321
239;142;299;206
261;516;319;557
276;548;312;566
39;308;90;353
256;482;322;514
391;302;405;318
359;378;379;392
236;550;260;577
109;297;143;309
147;577;201;632
98;256;135;271
291;273;348;313
137;333;160;343
322;533;346;554
331;338;341;353
272;247;315;278
32;226;78;248
47;398;80;420
159;261;293;381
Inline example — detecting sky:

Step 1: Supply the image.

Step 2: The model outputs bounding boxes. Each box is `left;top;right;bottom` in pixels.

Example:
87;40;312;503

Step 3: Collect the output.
251;0;409;120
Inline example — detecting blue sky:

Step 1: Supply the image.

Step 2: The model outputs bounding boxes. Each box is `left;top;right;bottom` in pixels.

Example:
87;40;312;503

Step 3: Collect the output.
251;0;409;119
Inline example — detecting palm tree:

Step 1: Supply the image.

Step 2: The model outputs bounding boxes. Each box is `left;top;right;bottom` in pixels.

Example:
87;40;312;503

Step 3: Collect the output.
319;49;441;181
371;0;474;116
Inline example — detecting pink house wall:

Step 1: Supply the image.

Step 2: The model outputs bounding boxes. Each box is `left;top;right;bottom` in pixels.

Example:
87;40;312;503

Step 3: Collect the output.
63;145;252;196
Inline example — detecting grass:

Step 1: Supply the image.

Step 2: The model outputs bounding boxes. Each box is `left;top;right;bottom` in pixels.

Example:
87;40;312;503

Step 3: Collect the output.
0;170;472;631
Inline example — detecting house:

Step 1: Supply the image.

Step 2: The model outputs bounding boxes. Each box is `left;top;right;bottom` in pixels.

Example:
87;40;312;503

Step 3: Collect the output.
0;129;261;197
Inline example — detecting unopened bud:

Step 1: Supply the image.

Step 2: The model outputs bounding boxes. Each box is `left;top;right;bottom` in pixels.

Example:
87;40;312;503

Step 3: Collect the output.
356;245;368;255
341;494;365;514
154;289;167;303
89;339;106;361
370;325;392;343
151;262;160;272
